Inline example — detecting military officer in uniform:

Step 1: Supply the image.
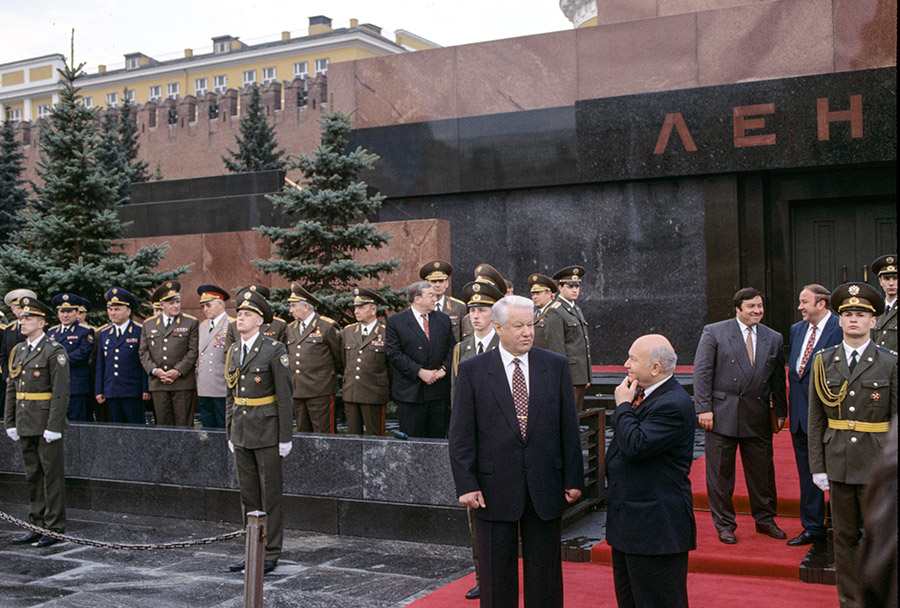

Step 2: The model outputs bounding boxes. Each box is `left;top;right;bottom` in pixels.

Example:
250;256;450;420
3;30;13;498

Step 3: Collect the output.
341;288;390;435
871;254;897;353
460;264;507;342
225;285;287;348
139;281;199;427
47;294;95;422
225;290;293;574
421;261;467;342
4;297;69;547
196;285;232;428
543;266;592;411
809;282;897;608
527;273;558;350
95;288;148;424
1;289;36;397
285;284;342;433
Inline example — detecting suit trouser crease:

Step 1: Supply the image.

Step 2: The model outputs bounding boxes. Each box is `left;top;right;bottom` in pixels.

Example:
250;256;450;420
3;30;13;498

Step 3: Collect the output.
197;396;226;428
705;431;777;531
21;435;66;532
293;396;332;433
397;399;448;439
151;390;195;426
830;480;864;608
234;445;283;562
344;401;385;436
790;430;826;535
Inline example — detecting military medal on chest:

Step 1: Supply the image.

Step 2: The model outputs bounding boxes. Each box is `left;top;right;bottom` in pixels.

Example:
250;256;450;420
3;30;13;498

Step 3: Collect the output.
34;370;41;377
254;376;262;383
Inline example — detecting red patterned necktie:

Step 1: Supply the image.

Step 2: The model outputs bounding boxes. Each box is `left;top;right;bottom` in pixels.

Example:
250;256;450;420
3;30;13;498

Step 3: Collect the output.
632;388;645;410
797;325;818;375
512;358;528;438
421;314;430;340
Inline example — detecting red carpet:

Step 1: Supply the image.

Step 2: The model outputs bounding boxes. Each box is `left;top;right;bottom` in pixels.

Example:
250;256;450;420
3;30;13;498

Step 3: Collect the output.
409;563;839;607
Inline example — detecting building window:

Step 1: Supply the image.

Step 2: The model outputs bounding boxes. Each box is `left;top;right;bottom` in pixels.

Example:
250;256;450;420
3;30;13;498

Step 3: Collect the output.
242;70;256;86
166;82;180;99
213;75;227;93
106;92;118;106
124;89;135;102
194;78;208;96
314;58;329;76
148;85;162;102
293;62;308;79
82;97;93;108
5;108;22;122
127;57;140;70
215;41;230;54
37;104;52;119
262;67;277;85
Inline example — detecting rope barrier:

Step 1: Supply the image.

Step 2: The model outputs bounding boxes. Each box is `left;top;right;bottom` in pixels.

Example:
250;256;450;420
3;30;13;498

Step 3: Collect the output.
0;509;244;550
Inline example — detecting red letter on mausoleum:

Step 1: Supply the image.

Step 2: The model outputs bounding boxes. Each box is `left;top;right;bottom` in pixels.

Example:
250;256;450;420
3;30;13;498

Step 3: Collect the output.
817;95;863;141
653;113;698;154
733;104;776;148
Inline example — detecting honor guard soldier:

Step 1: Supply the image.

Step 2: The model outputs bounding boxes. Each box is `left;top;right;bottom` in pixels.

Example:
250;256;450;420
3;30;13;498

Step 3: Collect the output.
4;297;69;547
341;288;390;435
527;273;558;350
544;266;592;411
871;254;897;353
460;264;508;342
1;289;36;394
95;288;148;424
225;285;287;348
421;261;467;342
285;284;342;433
225;290;293;575
196;285;233;428
47;294;95;422
139;281;199;427
809;282;897;608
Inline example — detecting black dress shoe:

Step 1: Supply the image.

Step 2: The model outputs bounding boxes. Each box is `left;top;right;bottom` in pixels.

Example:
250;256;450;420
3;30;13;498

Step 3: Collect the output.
11;531;41;545
465;585;480;600
787;531;824;546
718;529;737;544
36;535;60;547
263;560;276;574
756;523;787;540
228;559;245;572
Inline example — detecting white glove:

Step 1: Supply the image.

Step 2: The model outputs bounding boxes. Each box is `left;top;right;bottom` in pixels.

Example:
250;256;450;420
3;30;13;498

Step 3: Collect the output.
6;428;19;441
43;430;62;443
279;442;292;458
228;440;234;454
812;473;830;492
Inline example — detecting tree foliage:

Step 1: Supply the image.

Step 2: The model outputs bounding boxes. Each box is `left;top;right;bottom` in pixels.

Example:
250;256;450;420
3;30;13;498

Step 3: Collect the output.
222;85;286;173
0;119;29;246
97;90;149;203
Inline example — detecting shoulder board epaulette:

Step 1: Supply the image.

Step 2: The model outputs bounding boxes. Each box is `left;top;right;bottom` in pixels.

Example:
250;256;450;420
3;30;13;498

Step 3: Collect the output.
48;324;61;331
874;345;898;356
0;322;8;330
133;321;143;328
46;339;62;348
449;297;466;306
319;316;336;325
345;322;359;329
97;323;110;331
819;344;840;355
263;336;279;347
273;316;286;323
549;301;562;309
227;316;236;323
80;323;95;330
182;313;198;321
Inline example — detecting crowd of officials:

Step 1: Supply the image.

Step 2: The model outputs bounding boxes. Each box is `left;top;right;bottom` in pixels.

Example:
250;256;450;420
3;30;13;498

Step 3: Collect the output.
1;254;895;607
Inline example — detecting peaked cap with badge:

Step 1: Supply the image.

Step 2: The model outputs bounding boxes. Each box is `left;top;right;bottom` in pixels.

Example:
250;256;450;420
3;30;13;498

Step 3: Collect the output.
872;254;898;277
197;284;230;303
5;289;37;308
18;297;55;318
236;284;271;300
527;273;558;294
104;287;138;310
151;281;181;303
553;265;586;286
287;283;322;307
352;287;386;306
472;264;505;292
830;282;884;317
420;260;453;282
51;293;81;311
236;290;274;324
461;280;504;308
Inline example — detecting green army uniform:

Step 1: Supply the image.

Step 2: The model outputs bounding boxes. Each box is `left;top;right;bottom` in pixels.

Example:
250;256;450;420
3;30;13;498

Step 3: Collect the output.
225;316;287;348
225;293;293;566
4;298;70;537
543;266;591;410
341;288;391;436
438;295;467;342
871;254;897;353
808;283;898;608
527;273;558;351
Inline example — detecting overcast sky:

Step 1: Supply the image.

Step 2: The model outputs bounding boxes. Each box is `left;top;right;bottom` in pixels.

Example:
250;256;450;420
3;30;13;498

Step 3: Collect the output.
1;1;575;70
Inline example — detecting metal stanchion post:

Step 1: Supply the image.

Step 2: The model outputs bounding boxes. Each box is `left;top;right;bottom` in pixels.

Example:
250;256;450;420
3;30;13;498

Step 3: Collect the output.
243;511;267;608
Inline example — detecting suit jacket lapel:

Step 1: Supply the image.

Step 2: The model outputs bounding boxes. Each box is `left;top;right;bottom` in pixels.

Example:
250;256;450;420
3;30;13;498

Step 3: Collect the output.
728;319;753;377
751;326;770;382
405;309;429;345
199;320;214;351
486;350;522;443
524;351;547;441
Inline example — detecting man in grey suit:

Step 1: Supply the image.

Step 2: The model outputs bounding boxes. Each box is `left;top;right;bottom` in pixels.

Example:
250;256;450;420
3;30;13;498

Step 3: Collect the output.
196;285;232;428
693;287;787;544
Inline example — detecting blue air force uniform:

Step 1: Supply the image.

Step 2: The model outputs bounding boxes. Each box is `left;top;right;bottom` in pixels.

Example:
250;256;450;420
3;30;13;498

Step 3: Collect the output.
95;288;147;424
47;294;95;421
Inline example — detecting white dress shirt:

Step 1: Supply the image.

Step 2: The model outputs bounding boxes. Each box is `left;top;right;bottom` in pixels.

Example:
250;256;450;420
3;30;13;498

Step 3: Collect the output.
498;345;529;395
842;340;871;366
795;311;832;373
736;319;757;361
642;374;673;399
474;329;496;354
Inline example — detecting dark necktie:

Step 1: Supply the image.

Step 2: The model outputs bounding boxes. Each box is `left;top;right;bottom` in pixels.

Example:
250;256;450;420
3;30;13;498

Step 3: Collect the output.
209;321;215;332
849;350;858;373
512;358;528;438
117;327;122;338
421;314;430;340
362;326;368;338
477;342;484;355
632;388;645;410
27;343;34;356
166;317;172;328
241;344;248;366
435;300;441;313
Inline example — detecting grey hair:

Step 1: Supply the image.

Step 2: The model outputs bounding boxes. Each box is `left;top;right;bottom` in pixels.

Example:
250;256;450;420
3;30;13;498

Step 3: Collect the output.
649;345;677;374
492;295;534;327
407;281;432;302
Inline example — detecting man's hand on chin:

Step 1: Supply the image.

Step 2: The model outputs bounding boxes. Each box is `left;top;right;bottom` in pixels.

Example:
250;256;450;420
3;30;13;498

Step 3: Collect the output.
564;489;582;504
459;491;486;509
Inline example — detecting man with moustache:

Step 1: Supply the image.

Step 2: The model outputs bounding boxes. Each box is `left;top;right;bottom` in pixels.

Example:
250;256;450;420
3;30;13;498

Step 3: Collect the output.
527;273;558;350
871;254;897;353
341;287;389;436
544;266;591;411
196;285;232;428
95;288;148;424
785;284;842;546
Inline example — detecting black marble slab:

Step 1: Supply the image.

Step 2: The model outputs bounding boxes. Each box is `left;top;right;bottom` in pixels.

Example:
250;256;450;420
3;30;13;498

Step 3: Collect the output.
129;170;285;204
338;499;469;546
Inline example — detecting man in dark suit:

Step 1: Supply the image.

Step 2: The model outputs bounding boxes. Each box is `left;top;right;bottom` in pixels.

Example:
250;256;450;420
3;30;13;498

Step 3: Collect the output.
385;281;455;439
786;284;842;546
693;287;788;544
449;295;584;608
607;334;696;608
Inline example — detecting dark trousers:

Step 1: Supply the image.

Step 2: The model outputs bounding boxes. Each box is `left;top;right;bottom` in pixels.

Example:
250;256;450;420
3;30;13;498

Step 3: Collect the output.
344;401;385;435
704;430;777;531
612;548;689;608
66;394;88;422
468;506;480;584
107;398;145;424
20;435;66;533
830;480;864;608
397;399;448;439
89;395;110;422
197;397;226;428
574;384;587;412
234;444;284;563
473;491;563;608
293;396;332;433
151;390;195;426
791;430;826;536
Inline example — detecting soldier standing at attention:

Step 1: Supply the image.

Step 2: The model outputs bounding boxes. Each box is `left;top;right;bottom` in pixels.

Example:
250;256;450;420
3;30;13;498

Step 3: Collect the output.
809;282;897;608
341;287;390;436
1;289;36;413
47;294;94;422
421;261;467;342
196;285;232;428
527;273;558;351
871;254;897;353
138;281;199;427
225;285;287;348
225;290;293;575
285;284;342;433
95;288;148;424
4;297;69;547
543;266;592;411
